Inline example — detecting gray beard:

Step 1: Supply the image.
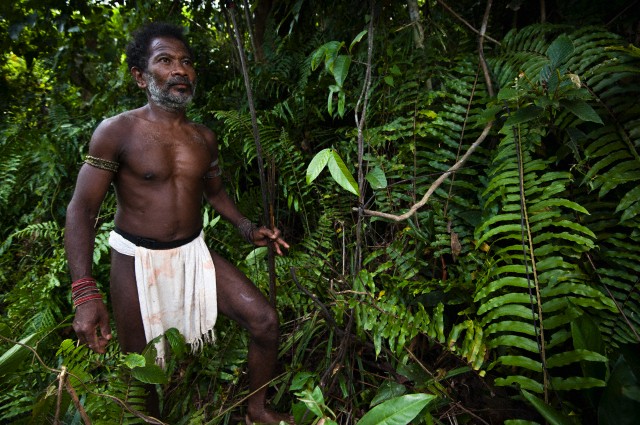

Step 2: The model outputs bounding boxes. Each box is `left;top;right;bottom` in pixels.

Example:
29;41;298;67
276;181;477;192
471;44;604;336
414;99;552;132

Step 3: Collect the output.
145;73;196;112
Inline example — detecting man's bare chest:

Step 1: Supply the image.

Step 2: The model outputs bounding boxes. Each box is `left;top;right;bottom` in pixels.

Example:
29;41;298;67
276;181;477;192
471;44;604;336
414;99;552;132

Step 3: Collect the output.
120;128;211;181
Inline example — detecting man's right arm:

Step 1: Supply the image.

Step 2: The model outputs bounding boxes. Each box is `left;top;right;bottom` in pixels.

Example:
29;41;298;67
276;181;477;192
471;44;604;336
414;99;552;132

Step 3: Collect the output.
65;120;121;353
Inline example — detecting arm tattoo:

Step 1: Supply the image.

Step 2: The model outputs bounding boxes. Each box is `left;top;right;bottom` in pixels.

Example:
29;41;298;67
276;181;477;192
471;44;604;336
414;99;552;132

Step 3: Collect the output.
204;159;222;179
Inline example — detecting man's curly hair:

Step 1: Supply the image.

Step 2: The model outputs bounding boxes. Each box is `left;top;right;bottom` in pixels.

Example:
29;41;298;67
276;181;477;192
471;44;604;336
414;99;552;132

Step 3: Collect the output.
126;22;194;72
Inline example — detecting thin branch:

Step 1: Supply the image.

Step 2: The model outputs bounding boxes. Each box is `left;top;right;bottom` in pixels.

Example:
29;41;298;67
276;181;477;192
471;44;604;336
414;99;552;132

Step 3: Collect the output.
478;0;495;97
360;0;496;222
64;374;94;425
586;253;640;342
226;2;278;305
357;122;492;221
54;366;67;425
435;0;501;46
354;0;376;271
290;267;339;330
241;0;259;60
0;335;166;424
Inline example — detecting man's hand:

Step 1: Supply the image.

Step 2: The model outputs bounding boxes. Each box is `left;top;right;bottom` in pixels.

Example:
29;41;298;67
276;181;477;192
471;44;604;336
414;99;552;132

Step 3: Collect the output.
252;226;290;256
73;300;112;353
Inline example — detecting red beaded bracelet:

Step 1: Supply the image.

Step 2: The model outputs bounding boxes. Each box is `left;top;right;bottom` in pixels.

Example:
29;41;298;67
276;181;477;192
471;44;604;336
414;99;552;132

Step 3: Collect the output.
71;277;103;308
73;293;103;307
72;277;96;288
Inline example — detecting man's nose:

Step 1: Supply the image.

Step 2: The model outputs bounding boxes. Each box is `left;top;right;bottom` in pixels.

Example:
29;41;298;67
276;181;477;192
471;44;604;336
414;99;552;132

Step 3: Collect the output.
172;62;188;76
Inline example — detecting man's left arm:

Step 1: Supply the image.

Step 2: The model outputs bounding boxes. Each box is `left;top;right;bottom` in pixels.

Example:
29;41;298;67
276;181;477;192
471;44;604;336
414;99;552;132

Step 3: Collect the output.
201;129;289;255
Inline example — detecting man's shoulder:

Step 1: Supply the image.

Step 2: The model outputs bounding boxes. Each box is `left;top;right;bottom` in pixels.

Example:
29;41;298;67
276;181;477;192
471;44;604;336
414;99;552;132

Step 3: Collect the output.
189;121;217;145
98;109;142;130
92;109;145;141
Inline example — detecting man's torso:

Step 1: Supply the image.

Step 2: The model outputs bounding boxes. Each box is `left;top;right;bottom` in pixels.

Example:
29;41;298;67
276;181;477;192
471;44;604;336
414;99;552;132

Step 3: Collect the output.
102;108;214;242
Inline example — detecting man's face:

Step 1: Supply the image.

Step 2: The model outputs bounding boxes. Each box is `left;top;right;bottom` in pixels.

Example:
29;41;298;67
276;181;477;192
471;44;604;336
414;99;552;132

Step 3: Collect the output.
142;36;197;111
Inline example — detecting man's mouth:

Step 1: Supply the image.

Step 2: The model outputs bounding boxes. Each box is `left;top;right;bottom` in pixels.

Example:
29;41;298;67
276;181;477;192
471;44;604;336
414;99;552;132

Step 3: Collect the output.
171;83;190;89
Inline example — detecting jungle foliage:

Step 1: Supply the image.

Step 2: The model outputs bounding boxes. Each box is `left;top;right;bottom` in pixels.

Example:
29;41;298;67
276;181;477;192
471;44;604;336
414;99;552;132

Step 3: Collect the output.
1;0;640;424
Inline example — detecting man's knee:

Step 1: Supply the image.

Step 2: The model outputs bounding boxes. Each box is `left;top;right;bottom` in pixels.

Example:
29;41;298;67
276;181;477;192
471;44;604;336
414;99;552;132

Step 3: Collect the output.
248;305;279;339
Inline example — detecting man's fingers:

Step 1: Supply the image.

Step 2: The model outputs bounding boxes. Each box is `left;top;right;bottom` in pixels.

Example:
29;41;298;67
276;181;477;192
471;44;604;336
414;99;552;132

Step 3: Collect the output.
100;322;113;340
86;332;100;351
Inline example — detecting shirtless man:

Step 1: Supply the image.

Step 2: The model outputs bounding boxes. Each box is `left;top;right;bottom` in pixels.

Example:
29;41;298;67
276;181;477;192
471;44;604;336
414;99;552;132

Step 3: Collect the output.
65;22;292;424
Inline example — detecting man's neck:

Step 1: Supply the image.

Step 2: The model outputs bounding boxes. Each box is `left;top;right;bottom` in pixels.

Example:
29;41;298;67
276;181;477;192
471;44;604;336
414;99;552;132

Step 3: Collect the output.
144;102;189;125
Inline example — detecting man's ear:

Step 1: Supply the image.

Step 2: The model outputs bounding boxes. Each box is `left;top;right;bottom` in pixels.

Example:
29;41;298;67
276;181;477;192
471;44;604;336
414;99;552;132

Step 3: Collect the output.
131;67;147;89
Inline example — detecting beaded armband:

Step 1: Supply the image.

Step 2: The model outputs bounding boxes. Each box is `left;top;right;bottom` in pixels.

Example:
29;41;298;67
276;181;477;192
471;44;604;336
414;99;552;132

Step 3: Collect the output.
85;155;119;173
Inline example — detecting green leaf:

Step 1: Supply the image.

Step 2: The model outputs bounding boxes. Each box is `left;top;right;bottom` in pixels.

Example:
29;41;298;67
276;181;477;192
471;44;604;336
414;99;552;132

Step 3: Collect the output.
370;381;407;407
598;354;640;425
477;294;535;315
476;224;523;247
521;389;575;425
495;376;543;393
0;332;39;378
498;355;543;372
306;148;332;184
546;349;608;368
365;166;388;189
349;30;368;51
474;276;529;301
164;327;187;359
550;376;606;390
357;393;436;425
529;198;590;215
310;44;328;71
560;99;603;124
246;246;268;264
332;55;351;87
297;386;329;418
504;105;543;126
290;371;317;391
131;363;168;384
616;185;640;222
338;90;346;117
485;320;537;337
384;75;395;87
487;334;540;352
328;150;360;196
124;353;146;369
546;34;574;68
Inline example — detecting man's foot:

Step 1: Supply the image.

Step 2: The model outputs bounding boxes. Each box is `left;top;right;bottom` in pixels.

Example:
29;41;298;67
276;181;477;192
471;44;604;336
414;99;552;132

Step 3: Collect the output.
245;408;295;424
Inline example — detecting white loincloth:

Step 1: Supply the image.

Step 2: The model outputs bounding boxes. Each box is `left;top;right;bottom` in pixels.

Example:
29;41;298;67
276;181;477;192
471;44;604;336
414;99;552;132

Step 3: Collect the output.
109;230;217;366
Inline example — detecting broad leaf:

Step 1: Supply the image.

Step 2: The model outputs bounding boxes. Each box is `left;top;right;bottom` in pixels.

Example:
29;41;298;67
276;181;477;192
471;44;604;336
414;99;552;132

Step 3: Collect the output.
546;34;574;68
357;393;436;425
365;166;388;189
0;332;39;378
124;353;146;369
560;99;603;124
306;148;332;184
331;55;351;87
522;389;575;425
131;363;168;384
327;150;360;196
349;29;367;51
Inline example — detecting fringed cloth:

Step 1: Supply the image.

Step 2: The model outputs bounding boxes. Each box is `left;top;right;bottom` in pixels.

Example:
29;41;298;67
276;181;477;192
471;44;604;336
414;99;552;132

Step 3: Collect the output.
109;229;217;367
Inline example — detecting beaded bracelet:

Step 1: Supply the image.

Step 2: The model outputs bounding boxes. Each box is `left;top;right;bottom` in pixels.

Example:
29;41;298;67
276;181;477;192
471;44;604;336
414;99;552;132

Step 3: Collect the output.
71;277;103;308
237;218;258;244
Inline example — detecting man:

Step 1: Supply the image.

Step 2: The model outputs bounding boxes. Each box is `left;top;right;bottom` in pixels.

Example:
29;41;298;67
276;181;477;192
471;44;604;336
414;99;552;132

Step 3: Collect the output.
65;22;293;424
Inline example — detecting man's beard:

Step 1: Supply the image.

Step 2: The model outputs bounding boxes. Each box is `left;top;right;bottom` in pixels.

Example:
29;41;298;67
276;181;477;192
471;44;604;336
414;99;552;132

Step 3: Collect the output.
145;73;196;111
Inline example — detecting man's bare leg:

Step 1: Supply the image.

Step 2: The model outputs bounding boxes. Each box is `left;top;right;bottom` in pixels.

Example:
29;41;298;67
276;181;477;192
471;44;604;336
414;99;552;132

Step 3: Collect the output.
110;251;161;418
211;251;294;424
